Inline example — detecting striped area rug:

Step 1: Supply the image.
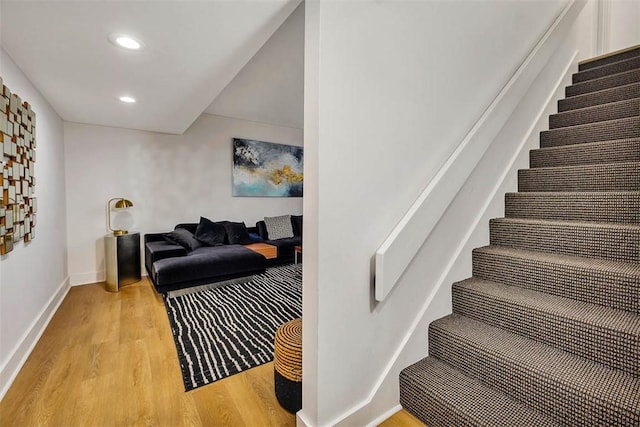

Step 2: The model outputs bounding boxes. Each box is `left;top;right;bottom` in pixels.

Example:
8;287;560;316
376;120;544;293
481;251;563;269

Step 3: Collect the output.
163;264;302;391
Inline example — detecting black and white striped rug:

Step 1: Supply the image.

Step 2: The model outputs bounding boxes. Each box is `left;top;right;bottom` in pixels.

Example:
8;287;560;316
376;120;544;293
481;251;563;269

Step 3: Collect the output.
163;264;302;391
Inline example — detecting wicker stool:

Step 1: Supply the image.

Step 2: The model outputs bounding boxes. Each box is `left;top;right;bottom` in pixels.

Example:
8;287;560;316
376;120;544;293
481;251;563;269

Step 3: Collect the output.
274;318;302;413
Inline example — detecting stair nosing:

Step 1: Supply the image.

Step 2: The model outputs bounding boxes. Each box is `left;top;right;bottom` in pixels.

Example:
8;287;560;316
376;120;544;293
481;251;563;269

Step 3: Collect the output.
577;54;640;74
430;313;640;394
541;115;639;133
490;216;640;231
572;56;640;83
566;68;640;95
400;357;559;427
474;244;640;272
521;160;640;172
551;96;640;118
453;277;639;334
532;137;640;153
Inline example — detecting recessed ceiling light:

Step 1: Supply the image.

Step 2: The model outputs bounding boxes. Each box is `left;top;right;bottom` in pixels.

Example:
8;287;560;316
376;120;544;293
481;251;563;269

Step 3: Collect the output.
108;33;143;50
119;96;136;103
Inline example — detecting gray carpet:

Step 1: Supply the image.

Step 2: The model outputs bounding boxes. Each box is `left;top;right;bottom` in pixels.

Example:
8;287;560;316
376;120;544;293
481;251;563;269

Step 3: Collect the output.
400;46;640;426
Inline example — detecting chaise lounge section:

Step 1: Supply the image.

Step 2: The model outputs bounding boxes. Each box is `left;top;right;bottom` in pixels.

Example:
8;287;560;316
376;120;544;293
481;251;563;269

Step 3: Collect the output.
145;222;266;294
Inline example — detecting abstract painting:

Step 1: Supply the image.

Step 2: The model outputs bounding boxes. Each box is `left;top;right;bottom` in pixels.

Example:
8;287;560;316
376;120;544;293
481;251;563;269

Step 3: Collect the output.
232;138;303;197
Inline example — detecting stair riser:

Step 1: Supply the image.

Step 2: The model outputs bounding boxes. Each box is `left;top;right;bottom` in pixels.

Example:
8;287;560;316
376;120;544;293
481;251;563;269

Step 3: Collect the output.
472;249;639;314
540;116;640;148
428;325;639;426
559;83;640;112
518;163;640;192
452;284;639;376
530;138;640;168
573;56;640;84
579;47;640;71
505;193;640;224
566;68;640;97
549;98;639;129
489;220;640;263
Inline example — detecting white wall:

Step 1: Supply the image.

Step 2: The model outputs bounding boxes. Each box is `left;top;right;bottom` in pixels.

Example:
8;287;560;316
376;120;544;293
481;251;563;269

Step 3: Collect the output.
206;2;304;129
0;48;69;398
608;0;640;52
64;114;303;285
301;1;592;425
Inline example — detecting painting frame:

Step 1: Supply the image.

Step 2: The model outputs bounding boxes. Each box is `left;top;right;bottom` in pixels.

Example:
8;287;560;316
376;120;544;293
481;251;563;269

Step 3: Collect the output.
232;138;303;197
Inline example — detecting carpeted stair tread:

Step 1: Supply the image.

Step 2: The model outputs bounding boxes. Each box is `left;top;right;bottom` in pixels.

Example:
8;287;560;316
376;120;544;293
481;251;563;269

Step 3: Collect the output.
452;278;640;376
566;68;640;97
489;217;640;263
429;313;640;426
579;45;640;71
518;161;640;192
549;97;639;129
472;245;640;313
530;138;640;168
399;357;558;427
572;56;640;84
540;116;640;147
505;191;640;223
559;82;640;112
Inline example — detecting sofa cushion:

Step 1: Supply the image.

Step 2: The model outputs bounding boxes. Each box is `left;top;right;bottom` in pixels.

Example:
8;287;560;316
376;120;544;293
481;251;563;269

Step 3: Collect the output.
152;245;266;287
264;215;294;240
223;221;253;245
291;215;303;237
195;216;226;246
163;228;202;251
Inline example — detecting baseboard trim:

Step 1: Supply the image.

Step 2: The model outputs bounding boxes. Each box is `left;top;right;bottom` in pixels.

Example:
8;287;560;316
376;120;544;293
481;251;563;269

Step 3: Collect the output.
71;270;146;287
70;270;104;286
365;404;402;427
0;275;71;400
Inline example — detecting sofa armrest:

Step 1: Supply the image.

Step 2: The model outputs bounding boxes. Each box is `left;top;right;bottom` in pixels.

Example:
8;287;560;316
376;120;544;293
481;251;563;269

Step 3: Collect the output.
144;240;188;276
256;221;269;240
145;232;166;243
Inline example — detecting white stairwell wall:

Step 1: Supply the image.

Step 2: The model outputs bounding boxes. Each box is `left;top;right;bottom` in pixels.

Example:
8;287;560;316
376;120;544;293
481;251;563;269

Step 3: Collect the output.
301;1;598;426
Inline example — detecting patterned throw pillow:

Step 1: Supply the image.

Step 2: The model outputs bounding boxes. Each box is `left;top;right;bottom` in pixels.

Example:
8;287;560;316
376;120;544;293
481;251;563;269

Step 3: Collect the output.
264;215;294;240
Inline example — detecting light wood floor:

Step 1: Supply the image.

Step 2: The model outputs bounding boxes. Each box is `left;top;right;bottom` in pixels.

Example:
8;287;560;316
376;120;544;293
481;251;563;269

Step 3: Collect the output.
0;277;421;426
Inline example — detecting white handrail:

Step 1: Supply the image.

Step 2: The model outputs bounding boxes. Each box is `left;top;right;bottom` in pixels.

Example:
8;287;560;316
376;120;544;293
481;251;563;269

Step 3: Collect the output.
374;0;585;301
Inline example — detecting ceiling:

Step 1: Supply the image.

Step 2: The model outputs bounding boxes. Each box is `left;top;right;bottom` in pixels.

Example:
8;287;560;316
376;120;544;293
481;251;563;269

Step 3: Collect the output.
0;0;301;134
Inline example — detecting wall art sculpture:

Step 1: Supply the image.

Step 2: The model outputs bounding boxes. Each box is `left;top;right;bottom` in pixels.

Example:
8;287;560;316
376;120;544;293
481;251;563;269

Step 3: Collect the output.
232;138;303;197
0;76;36;256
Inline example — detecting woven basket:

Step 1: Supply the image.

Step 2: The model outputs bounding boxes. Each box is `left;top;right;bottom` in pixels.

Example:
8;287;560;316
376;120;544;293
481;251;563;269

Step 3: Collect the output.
274;318;302;381
274;318;302;413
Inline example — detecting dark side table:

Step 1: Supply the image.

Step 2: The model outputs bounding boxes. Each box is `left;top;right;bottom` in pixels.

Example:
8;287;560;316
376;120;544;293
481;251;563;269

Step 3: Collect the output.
104;232;141;292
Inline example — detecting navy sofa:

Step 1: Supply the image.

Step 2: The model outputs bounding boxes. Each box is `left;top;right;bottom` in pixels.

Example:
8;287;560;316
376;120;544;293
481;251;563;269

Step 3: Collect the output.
144;223;266;294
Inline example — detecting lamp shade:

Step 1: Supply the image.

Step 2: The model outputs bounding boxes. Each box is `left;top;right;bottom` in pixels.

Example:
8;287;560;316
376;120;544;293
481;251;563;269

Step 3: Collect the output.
114;198;133;209
106;197;134;235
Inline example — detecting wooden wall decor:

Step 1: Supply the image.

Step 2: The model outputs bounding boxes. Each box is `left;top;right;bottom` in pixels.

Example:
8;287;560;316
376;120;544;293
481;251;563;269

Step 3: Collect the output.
0;76;36;256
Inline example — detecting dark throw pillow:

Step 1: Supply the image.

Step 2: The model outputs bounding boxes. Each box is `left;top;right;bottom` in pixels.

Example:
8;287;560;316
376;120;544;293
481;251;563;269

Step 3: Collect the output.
291;215;303;237
248;232;263;243
223;221;252;245
195;216;226;246
163;228;202;251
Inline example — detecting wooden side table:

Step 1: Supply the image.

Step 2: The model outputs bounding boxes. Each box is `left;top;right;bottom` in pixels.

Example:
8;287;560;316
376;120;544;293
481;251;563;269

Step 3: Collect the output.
294;245;302;264
104;232;141;292
244;242;277;259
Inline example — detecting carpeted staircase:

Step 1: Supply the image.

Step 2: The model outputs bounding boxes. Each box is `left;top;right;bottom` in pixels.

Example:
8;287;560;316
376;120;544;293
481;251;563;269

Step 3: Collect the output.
399;47;640;426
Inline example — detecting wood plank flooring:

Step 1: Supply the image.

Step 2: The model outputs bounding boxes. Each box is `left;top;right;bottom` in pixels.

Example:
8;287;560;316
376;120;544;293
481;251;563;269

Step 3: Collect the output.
0;277;420;426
